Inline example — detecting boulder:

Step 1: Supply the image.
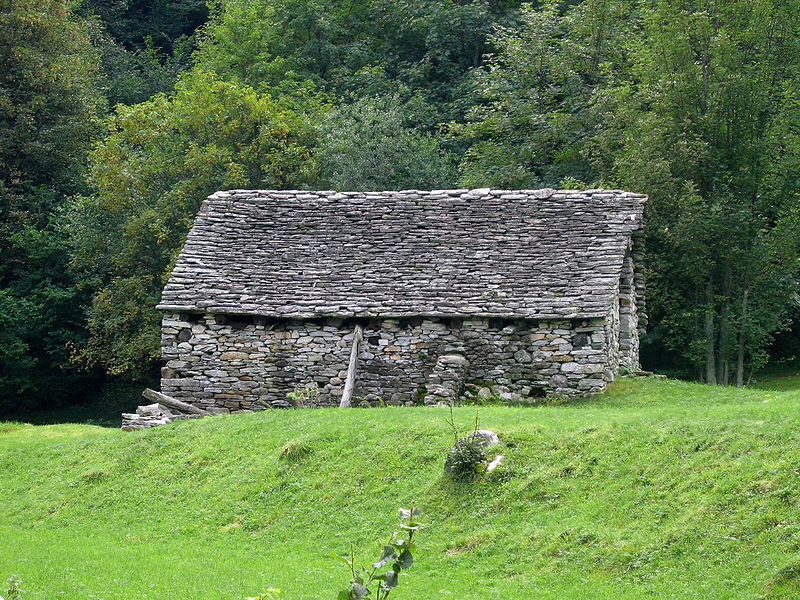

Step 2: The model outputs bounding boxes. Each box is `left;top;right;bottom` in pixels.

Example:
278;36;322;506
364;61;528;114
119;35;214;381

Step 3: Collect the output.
465;429;501;448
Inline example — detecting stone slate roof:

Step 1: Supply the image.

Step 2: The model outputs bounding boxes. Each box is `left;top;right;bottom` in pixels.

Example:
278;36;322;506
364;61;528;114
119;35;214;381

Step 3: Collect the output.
157;188;646;320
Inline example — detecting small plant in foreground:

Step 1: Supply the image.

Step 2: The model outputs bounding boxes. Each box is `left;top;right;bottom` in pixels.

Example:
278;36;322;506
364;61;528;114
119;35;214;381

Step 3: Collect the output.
444;436;487;480
2;576;23;600
335;507;422;600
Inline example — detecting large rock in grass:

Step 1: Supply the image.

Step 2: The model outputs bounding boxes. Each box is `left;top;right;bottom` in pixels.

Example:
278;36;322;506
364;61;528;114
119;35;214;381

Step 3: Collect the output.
464;429;500;447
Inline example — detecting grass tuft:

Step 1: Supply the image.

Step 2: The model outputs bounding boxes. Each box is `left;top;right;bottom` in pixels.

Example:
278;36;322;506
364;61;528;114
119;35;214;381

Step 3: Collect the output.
763;559;800;596
279;438;313;461
446;532;493;555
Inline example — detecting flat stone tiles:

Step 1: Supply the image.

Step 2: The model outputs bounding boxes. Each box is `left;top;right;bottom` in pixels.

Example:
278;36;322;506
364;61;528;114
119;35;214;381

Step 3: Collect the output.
157;188;646;319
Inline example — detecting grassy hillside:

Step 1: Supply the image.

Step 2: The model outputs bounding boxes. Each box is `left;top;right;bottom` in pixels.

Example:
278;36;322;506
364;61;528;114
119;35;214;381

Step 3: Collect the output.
2;378;800;599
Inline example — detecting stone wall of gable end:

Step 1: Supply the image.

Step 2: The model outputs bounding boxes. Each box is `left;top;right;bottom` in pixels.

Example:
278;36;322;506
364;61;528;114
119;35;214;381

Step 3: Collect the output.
160;313;623;411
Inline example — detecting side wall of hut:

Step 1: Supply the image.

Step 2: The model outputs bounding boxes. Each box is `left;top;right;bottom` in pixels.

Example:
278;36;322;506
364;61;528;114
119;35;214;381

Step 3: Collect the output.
159;313;624;411
618;232;646;371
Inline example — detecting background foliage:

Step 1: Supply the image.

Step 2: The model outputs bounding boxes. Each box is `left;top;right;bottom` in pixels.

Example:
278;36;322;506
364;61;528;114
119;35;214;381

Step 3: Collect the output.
0;0;104;411
457;0;800;382
66;71;322;378
318;94;457;191
1;0;799;416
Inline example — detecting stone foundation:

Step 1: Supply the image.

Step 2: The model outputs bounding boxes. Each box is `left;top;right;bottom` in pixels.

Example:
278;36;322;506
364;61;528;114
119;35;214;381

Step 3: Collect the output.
160;313;625;411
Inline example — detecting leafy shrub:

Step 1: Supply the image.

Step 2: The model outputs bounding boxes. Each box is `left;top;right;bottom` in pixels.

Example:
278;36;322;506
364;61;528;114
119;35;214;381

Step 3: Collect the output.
287;383;320;407
444;406;488;481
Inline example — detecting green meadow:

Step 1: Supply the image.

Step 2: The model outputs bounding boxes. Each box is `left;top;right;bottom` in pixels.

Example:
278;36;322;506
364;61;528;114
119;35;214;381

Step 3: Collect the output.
3;377;800;599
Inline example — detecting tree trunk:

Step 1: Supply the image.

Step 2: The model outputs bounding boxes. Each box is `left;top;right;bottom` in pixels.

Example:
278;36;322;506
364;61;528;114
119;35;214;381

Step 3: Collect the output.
718;298;730;385
472;45;482;68
717;264;731;385
736;288;749;387
704;281;717;385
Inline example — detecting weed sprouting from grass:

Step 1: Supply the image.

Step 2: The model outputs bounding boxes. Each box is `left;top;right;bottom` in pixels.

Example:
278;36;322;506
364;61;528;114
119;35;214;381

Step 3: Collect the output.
3;576;23;600
444;437;486;481
444;406;487;481
287;384;320;407
335;506;422;600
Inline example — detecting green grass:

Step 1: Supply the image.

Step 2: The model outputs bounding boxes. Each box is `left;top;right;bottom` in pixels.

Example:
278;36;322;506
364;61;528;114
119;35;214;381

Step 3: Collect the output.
751;368;800;392
2;377;800;599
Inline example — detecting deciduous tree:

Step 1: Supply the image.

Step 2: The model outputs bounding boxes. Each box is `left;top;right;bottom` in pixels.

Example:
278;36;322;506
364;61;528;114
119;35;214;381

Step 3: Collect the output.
66;71;323;377
0;0;103;409
458;0;800;383
318;95;457;191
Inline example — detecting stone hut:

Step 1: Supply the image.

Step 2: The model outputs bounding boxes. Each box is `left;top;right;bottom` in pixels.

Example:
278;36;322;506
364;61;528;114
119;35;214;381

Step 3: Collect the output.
157;188;646;411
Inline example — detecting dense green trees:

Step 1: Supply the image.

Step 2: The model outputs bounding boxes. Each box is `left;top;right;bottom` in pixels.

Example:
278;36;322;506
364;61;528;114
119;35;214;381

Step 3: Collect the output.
0;0;103;190
80;0;209;105
66;71;322;376
456;0;632;188
459;0;800;382
1;0;798;410
81;0;207;54
195;0;524;122
594;0;800;383
318;95;456;190
0;0;104;410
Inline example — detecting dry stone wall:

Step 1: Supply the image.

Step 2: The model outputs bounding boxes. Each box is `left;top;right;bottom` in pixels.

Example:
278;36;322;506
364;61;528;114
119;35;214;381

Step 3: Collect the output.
160;312;619;411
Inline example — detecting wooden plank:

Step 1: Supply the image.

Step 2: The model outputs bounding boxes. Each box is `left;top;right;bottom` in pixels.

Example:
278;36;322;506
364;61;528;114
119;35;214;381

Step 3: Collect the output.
340;324;363;408
142;388;209;416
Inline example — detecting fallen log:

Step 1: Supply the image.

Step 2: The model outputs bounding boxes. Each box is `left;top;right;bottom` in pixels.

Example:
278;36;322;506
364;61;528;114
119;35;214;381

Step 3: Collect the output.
142;388;209;416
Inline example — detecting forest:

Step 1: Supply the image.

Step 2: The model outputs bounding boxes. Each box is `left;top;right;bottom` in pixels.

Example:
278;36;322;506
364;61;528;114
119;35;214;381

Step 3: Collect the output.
1;0;799;417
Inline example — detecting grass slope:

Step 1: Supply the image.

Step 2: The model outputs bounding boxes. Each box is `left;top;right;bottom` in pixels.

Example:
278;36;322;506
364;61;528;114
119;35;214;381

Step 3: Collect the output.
2;378;800;599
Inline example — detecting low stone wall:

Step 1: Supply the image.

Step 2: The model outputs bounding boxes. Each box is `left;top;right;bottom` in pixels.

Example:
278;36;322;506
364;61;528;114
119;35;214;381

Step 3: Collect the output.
160;313;615;411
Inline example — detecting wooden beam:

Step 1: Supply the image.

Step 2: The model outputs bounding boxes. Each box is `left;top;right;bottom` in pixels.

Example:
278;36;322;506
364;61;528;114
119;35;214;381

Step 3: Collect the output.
340;324;363;408
142;388;209;416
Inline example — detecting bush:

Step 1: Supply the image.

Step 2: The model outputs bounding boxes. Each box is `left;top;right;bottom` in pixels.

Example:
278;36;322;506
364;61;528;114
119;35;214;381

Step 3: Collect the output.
444;436;487;481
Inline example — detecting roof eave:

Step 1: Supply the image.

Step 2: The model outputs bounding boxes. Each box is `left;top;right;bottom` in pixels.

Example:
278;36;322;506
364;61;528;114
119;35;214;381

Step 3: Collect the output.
156;304;608;321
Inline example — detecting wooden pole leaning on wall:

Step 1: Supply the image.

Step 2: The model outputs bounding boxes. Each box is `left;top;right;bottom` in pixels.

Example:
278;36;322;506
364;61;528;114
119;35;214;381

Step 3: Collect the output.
340;324;363;408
